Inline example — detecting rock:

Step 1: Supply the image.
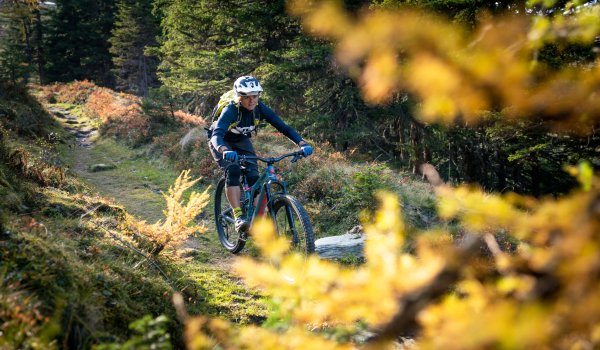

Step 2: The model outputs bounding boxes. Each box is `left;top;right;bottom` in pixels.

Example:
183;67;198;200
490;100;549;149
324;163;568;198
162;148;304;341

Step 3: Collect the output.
315;225;365;259
88;163;116;172
76;129;97;138
52;111;67;119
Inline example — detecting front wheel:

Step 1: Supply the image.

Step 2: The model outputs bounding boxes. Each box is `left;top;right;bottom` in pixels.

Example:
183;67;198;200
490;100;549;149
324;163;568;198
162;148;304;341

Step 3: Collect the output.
268;195;315;254
214;177;246;253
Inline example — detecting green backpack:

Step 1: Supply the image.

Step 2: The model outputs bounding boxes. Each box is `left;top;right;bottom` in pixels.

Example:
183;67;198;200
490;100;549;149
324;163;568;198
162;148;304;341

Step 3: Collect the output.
209;89;237;125
206;89;264;136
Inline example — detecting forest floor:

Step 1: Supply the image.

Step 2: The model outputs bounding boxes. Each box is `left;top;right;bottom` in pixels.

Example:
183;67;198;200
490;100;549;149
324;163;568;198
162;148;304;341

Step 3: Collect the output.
46;103;266;319
3;86;439;347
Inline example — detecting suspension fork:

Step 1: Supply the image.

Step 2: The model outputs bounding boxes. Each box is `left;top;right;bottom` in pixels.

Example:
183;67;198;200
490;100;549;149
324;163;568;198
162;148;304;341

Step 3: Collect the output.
284;199;300;244
266;180;299;243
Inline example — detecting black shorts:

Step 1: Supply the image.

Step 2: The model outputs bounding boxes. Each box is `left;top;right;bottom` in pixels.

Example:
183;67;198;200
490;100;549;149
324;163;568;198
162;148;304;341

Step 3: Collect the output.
208;136;259;184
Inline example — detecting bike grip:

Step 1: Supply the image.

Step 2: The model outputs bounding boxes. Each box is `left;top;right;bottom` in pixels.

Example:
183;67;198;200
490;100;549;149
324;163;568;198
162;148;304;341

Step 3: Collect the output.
223;150;238;162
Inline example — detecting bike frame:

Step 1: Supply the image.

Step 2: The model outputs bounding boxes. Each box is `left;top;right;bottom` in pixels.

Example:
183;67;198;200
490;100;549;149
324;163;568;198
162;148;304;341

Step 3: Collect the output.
239;152;302;236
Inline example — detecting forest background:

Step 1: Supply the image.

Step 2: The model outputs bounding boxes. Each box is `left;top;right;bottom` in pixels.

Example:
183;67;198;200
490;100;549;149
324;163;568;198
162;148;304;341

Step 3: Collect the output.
3;0;599;195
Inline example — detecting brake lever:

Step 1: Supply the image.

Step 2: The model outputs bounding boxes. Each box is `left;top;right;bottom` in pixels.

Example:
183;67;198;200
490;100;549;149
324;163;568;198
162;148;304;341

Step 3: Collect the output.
290;153;303;163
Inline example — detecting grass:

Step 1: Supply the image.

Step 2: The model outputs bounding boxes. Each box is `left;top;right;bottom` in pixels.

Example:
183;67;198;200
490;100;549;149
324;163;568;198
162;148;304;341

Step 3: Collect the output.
71;137;183;223
1;89;271;348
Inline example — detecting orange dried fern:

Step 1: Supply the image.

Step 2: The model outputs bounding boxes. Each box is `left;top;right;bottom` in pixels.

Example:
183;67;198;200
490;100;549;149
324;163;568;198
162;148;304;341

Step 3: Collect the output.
125;170;209;255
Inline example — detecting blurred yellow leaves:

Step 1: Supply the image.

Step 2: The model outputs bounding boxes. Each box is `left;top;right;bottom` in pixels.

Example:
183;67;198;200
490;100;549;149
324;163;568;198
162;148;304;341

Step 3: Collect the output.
288;0;600;133
235;193;448;328
250;218;290;261
566;161;594;191
185;317;352;350
362;50;400;105
181;2;600;348
528;5;600;46
419;292;551;349
184;174;600;349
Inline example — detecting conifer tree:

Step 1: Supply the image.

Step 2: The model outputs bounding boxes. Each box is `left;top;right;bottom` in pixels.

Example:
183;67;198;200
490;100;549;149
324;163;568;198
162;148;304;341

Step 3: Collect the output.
153;0;302;100
43;0;116;86
0;16;29;85
0;0;36;85
109;0;160;96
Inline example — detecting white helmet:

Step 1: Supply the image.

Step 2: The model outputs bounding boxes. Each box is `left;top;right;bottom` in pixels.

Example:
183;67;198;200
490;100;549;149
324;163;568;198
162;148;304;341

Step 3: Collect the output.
233;76;263;97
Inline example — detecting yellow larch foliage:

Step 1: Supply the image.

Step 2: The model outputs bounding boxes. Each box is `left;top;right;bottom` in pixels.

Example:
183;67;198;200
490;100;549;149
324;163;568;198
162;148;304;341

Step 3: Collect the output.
186;168;600;349
182;2;600;349
250;217;291;262
234;193;444;328
185;317;353;350
125;170;209;253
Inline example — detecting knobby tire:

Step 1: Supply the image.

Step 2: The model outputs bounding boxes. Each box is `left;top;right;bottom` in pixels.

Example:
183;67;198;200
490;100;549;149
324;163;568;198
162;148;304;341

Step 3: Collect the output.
269;194;315;254
214;177;246;253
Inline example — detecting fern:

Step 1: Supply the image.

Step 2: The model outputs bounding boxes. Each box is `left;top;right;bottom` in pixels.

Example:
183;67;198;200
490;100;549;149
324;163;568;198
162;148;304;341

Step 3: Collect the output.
126;170;209;255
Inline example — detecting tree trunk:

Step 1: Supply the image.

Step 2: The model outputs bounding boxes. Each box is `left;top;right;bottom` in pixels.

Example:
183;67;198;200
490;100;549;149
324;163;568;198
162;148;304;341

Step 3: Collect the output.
398;117;405;162
410;122;418;173
496;149;506;192
447;140;453;184
531;159;540;196
463;146;476;183
22;17;32;82
35;9;44;83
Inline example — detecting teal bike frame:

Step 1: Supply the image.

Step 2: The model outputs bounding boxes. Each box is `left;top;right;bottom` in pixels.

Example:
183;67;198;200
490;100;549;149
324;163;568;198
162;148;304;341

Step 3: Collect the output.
239;151;302;228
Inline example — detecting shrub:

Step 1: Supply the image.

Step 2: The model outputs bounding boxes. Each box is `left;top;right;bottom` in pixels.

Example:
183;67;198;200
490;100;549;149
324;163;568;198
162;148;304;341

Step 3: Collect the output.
124;170;209;255
95;315;172;350
173;110;206;127
293;166;349;204
340;164;393;215
5;145;65;188
51;80;98;105
84;89;151;146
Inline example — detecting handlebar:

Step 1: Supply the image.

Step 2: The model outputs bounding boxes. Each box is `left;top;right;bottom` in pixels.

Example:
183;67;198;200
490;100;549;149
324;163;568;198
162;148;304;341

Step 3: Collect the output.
239;150;305;165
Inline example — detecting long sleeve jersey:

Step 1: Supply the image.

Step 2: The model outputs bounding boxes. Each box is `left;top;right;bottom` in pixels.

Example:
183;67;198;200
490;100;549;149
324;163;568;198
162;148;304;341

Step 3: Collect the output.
210;101;303;150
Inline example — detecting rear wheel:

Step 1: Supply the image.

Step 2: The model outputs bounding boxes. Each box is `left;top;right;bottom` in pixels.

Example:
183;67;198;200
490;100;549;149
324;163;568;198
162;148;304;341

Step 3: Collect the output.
269;195;315;254
214;177;246;253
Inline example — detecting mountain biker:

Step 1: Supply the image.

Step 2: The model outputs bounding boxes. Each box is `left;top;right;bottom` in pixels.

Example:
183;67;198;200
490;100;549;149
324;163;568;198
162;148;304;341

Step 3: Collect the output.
208;76;313;233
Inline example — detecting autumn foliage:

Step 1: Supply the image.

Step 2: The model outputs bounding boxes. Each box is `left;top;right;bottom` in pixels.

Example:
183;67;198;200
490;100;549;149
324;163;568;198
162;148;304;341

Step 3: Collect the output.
124;170;209;255
181;1;600;349
288;0;600;133
43;81;205;145
44;80;98;105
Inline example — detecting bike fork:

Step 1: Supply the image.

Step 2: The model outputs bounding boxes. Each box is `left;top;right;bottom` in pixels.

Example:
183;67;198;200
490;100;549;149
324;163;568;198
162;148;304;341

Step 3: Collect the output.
284;204;300;245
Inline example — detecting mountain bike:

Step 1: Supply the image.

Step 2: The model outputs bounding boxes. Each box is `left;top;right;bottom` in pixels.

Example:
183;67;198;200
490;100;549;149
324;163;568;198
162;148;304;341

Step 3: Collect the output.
214;151;315;254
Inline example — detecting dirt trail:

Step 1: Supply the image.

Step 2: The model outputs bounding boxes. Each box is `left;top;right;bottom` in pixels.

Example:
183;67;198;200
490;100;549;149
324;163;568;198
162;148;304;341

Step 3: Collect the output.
49;106;236;268
48;107;99;175
50;105;172;223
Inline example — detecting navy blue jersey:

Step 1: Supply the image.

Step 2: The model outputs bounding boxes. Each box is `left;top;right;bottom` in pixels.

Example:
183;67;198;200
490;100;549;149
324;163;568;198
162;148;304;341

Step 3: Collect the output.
210;101;303;150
